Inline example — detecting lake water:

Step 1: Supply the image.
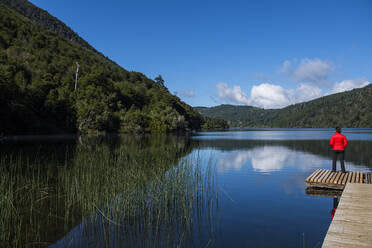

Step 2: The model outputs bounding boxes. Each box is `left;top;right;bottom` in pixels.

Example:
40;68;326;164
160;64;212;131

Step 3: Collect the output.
1;129;372;247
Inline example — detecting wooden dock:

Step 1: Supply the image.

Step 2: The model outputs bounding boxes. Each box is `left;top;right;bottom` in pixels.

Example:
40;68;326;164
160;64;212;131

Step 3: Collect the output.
322;183;372;247
305;169;372;190
305;188;342;197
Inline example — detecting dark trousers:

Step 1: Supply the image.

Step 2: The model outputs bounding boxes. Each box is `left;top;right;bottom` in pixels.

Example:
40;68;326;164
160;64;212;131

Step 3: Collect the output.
332;150;345;172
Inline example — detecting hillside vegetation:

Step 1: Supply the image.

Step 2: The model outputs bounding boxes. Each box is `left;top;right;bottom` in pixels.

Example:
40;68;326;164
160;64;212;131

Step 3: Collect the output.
197;84;372;128
0;1;228;135
0;0;97;54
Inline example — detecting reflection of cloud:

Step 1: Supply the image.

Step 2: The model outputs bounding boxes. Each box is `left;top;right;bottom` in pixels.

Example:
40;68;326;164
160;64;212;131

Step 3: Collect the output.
217;146;369;174
250;146;294;172
218;151;252;172
218;146;325;173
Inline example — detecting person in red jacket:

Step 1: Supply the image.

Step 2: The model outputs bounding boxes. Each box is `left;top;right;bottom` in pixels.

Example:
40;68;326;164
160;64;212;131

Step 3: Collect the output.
330;127;348;173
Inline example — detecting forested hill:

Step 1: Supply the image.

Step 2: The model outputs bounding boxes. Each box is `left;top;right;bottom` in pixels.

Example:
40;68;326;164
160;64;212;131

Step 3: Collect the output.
0;1;212;135
196;84;372;128
0;0;97;54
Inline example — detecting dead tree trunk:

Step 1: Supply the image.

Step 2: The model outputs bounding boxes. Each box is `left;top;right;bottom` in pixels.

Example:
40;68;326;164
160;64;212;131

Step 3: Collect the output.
74;62;80;91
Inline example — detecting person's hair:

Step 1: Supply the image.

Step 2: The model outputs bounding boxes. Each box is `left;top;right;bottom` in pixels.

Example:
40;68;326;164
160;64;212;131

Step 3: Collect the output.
335;127;341;133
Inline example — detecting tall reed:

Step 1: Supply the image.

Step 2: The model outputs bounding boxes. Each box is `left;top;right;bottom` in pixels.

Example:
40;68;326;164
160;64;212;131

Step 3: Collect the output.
0;135;219;247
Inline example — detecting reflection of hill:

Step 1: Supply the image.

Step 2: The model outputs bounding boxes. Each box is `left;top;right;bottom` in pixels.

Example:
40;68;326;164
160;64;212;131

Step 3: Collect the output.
0;134;199;247
196;139;372;168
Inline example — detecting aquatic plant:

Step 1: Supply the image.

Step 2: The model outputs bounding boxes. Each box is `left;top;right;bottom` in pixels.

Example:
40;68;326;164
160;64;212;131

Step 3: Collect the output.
0;135;219;247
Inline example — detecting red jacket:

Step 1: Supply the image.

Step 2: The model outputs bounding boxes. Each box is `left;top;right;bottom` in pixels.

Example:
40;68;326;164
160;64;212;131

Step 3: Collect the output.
330;133;348;151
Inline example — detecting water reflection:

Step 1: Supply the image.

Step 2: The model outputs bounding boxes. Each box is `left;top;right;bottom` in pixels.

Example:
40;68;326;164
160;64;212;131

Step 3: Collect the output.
198;139;372;170
217;146;299;173
50;157;219;248
1;134;213;247
2;130;372;248
217;145;368;174
331;197;339;220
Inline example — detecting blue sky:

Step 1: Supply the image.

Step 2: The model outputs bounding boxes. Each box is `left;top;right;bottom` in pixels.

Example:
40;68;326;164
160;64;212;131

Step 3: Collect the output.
29;0;372;108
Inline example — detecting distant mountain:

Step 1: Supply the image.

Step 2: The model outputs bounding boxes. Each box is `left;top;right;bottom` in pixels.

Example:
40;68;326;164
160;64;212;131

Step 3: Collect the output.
0;1;210;134
196;84;372;128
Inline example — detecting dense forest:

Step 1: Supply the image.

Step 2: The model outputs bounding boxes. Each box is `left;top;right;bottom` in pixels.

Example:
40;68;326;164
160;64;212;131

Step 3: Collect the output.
0;1;227;135
0;0;98;54
197;84;372;128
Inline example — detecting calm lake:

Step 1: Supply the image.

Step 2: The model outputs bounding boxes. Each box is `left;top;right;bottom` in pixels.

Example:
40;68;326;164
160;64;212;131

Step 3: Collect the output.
1;129;372;247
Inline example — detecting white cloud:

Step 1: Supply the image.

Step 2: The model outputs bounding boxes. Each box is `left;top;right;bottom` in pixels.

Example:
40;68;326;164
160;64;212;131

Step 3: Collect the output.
328;78;370;95
215;58;369;108
278;60;292;75
175;90;195;98
254;72;273;82
216;82;323;109
249;84;291;109
294;83;323;103
279;58;333;86
180;90;195;98
216;83;250;105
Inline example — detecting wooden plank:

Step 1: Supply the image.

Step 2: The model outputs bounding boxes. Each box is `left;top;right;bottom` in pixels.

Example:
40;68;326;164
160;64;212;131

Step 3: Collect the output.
305;169;318;182
356;172;360;184
306;182;345;190
306;169;320;182
338;173;346;185
337;172;345;184
320;170;332;183
333;172;342;184
352;171;357;183
358;171;363;183
336;172;344;185
306;188;342;197
317;169;329;183
348;172;354;183
341;172;350;185
324;171;335;183
360;172;364;184
328;171;339;184
322;184;372;248
309;169;323;182
315;169;327;183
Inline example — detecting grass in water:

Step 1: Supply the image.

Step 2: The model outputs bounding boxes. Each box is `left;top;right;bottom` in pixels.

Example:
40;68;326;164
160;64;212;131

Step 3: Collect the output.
0;135;219;247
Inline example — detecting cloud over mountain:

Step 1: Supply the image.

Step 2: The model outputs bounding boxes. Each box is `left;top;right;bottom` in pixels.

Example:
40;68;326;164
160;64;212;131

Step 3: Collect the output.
328;78;369;95
215;58;369;109
216;82;324;109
